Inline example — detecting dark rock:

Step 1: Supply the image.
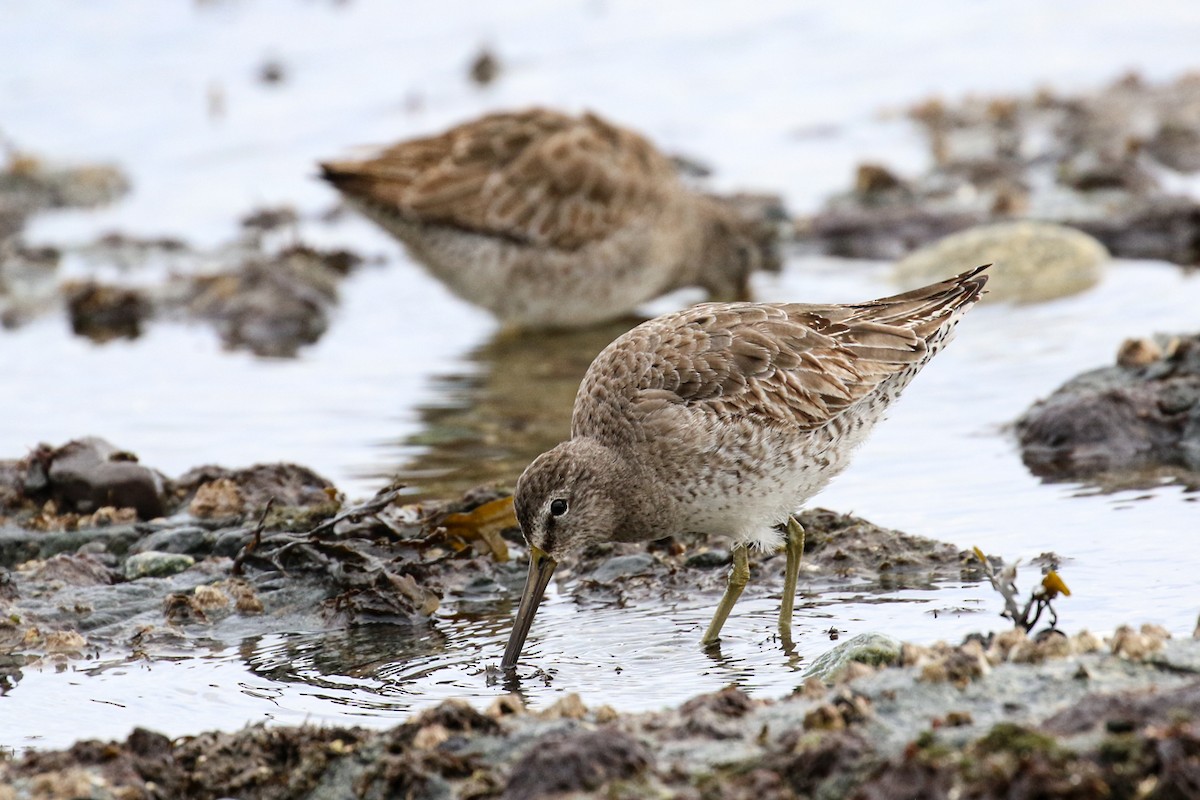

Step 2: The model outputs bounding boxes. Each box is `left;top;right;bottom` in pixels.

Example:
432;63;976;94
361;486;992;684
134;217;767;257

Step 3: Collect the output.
771;729;873;798
798;205;984;261
257;58;287;85
1073;196;1200;265
503;729;652;800
469;47;501;86
181;244;358;357
401;699;500;739
131;525;213;556
240;206;298;232
1042;680;1200;736
172;462;336;514
1016;333;1200;481
679;685;755;717
1146;122;1200;173
64;281;151;342
587;553;657;583
213;526;253;558
686;548;731;569
796;508;967;578
36;437;167;519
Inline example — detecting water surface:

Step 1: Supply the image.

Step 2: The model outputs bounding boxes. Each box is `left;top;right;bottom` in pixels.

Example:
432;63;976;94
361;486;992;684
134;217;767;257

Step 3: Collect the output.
3;0;1200;752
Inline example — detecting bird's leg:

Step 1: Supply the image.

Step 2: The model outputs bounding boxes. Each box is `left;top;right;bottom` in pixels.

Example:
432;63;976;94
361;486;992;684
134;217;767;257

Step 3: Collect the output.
779;515;806;642
702;545;750;645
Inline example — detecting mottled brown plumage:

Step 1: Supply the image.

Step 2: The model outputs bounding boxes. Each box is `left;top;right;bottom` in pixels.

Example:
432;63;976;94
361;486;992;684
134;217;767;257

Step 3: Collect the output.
320;109;779;327
502;266;989;668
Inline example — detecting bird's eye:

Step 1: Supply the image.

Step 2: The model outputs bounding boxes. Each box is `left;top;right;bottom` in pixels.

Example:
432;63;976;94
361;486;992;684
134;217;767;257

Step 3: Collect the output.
549;498;568;517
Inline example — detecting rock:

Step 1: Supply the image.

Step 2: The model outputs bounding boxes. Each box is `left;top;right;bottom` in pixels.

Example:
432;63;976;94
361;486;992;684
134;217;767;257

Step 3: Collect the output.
685;548;731;569
42;629;87;654
181;245;359;358
587;554;657;584
124;551;195;580
188;478;245;519
23;553;119;587
34;437;167;519
0;524;142;568
1016;333;1200;481
1116;336;1163;368
0;152;129;213
894;221;1108;303
172;463;335;514
0;242;60;328
502;729;652;800
132;525;214;556
796;74;1200;267
64;281;151;342
469;46;501;86
803;632;903;683
213;527;253;558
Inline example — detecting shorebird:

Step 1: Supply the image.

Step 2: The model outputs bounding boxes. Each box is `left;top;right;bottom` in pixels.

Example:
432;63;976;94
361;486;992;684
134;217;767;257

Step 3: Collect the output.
501;265;989;669
319;108;779;328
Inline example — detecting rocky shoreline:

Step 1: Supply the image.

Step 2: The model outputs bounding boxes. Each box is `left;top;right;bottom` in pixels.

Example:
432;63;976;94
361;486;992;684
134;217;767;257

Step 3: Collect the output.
3;625;1198;799
2;434;1197;797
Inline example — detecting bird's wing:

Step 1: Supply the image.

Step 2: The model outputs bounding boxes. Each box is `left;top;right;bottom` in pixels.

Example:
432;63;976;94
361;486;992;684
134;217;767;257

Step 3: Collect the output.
320;109;677;251
574;266;988;437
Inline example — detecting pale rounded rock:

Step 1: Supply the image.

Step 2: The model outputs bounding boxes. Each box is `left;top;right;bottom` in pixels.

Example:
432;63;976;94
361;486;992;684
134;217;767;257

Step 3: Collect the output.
894;221;1108;303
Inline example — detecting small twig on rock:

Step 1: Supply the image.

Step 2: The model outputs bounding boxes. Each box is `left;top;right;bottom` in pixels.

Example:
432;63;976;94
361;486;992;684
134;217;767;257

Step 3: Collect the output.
304;486;407;539
232;497;275;576
972;547;1071;633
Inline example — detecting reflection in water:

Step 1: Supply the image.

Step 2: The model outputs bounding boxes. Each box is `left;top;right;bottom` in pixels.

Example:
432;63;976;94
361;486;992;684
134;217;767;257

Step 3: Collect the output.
237;625;453;708
241;626;444;684
388;319;644;500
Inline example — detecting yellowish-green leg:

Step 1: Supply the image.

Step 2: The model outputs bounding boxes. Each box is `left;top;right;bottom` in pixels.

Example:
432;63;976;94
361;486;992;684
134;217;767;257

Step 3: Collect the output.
702;545;750;645
779;516;806;641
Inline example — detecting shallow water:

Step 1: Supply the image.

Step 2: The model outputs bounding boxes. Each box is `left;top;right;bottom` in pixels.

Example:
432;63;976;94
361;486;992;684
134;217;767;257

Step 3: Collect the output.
3;0;1200;751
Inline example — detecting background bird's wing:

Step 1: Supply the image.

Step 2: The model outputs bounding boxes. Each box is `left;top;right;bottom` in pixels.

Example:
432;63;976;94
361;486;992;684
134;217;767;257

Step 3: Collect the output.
320;109;677;251
574;267;988;436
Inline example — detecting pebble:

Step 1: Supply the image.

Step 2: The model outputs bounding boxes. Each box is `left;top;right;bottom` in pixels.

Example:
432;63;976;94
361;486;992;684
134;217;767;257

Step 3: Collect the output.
123;550;195;580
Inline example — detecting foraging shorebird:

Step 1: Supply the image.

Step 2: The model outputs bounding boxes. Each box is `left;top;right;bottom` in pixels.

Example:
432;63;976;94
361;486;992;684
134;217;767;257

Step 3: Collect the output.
501;265;989;668
320;108;779;328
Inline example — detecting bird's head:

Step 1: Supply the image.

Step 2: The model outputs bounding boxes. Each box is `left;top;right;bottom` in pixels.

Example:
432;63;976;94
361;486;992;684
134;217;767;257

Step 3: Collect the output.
502;438;624;670
513;438;625;561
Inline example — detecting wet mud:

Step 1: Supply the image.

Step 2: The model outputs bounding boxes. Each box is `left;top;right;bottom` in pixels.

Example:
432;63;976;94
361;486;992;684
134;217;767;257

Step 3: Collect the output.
796;72;1200;268
1016;332;1200;488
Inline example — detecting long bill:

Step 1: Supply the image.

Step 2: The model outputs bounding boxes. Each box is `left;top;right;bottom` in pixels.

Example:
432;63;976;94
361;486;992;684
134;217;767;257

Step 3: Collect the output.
500;545;558;670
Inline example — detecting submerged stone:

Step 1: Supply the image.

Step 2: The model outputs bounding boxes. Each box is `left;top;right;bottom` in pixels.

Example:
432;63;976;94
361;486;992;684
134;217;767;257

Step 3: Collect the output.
587;553;658;583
